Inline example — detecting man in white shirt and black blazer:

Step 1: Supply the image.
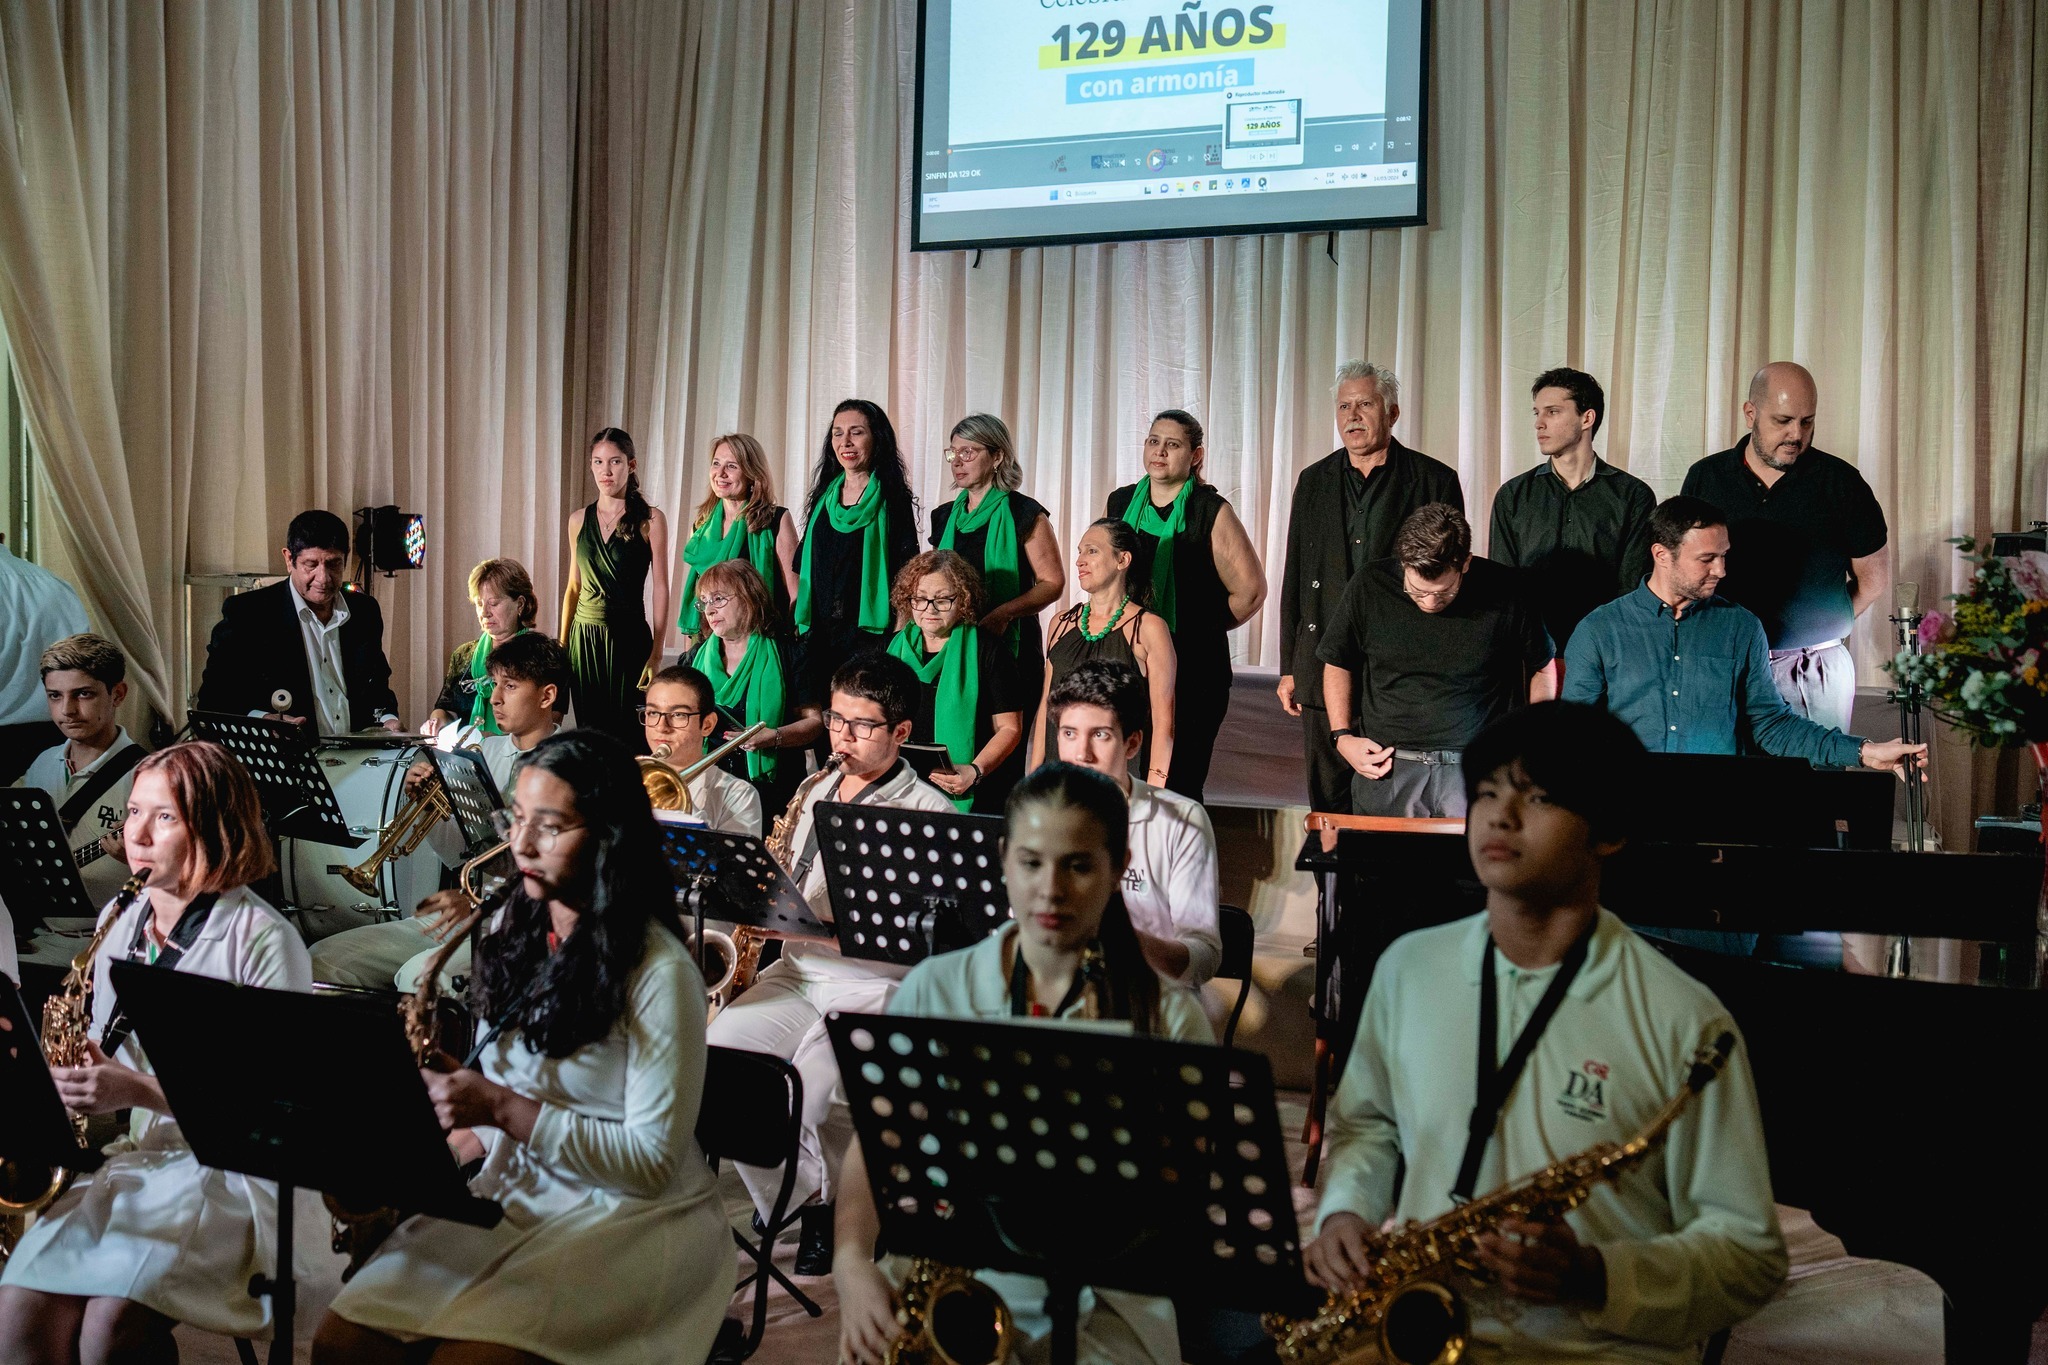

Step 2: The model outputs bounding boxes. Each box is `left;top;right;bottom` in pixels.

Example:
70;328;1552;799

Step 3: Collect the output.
195;509;403;735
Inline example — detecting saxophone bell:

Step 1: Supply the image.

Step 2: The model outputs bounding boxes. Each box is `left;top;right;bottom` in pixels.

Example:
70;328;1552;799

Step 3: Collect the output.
886;1257;1016;1365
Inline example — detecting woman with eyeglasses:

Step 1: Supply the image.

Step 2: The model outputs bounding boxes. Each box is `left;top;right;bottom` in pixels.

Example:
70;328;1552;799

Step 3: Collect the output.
834;762;1211;1365
1030;519;1177;784
676;433;801;646
426;557;540;737
686;559;822;818
886;550;1024;814
562;427;672;751
1106;409;1267;802
315;730;733;1365
793;400;919;716
929;414;1065;705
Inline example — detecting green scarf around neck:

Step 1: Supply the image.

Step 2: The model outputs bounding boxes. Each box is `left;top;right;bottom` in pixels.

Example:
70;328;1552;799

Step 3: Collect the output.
467;628;531;733
1120;477;1194;631
794;473;891;633
678;503;780;635
887;622;979;813
938;487;1020;653
693;632;786;782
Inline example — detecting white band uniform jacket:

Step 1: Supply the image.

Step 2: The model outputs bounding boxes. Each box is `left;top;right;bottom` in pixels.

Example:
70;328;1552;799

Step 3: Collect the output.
0;884;315;1339
1119;778;1222;985
1316;910;1788;1362
330;921;733;1365
883;923;1214;1365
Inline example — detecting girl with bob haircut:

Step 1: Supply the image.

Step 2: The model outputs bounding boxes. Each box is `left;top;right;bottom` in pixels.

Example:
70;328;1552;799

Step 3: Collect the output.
430;557;542;736
316;729;733;1365
678;432;801;640
688;558;823;816
0;742;313;1359
834;762;1210;1365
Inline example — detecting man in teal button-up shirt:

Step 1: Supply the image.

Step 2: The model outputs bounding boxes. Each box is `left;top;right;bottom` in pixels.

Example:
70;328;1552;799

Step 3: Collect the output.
1562;497;1922;774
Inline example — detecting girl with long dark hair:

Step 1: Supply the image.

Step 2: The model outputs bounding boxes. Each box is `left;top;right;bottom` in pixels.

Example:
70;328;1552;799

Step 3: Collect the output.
316;730;731;1365
833;762;1210;1365
793;399;919;707
1107;409;1266;802
561;427;671;750
1031;518;1177;778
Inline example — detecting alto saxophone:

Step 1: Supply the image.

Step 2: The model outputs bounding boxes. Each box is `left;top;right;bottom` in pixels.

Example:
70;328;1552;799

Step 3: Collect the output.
1268;1031;1737;1365
0;872;150;1247
887;1255;1016;1365
764;753;843;869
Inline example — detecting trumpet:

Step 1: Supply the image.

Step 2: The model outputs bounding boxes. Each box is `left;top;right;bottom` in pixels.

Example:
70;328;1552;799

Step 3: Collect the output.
339;772;449;898
639;723;771;813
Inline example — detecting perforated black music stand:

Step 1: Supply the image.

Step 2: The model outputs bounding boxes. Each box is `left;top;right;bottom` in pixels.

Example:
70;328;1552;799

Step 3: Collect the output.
815;802;1008;966
0;787;99;934
0;975;105;1184
185;711;358;846
654;822;828;981
429;746;502;858
111;962;501;1363
828;1011;1309;1365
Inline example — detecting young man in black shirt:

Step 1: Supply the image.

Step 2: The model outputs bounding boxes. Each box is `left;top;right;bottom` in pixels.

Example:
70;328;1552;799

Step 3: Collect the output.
1489;367;1656;653
1279;360;1463;813
1679;362;1889;731
1318;504;1556;818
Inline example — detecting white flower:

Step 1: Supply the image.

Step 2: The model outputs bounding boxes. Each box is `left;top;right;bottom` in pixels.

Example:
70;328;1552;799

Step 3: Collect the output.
2004;550;2048;601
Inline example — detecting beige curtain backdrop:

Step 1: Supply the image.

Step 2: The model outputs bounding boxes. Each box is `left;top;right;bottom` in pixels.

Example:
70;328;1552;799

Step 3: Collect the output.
2;0;2043;841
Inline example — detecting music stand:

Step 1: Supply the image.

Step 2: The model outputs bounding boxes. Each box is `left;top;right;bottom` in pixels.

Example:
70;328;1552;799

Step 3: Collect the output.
653;823;829;981
185;711;358;846
0;975;105;1186
828;1011;1310;1365
0;788;98;936
110;962;501;1363
429;746;502;858
815;802;1008;966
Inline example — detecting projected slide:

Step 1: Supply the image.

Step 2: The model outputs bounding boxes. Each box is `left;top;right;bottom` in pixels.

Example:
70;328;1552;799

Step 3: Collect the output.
913;0;1427;251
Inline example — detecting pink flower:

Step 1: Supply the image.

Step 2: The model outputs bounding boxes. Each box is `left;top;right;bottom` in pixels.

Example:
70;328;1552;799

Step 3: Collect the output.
1917;610;1954;647
2005;550;2048;602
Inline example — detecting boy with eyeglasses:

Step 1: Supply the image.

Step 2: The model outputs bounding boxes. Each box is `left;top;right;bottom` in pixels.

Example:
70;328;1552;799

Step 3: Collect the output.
639;664;762;836
308;633;570;990
705;650;952;1276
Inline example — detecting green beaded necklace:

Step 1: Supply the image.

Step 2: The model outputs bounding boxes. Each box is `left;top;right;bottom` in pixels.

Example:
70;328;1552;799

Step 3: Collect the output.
1077;593;1131;641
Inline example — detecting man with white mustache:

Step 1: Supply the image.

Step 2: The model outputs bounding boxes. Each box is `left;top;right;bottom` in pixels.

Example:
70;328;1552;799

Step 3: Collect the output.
1679;363;1889;731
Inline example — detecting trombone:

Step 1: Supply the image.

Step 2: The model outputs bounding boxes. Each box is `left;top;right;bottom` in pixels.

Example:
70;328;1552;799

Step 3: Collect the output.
638;722;770;813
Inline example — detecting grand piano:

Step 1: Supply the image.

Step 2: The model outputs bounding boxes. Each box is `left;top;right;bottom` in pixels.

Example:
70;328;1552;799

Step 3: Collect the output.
1296;757;2047;1362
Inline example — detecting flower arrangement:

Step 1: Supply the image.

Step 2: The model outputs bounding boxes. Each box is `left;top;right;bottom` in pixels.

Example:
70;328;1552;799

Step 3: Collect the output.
1886;540;2048;746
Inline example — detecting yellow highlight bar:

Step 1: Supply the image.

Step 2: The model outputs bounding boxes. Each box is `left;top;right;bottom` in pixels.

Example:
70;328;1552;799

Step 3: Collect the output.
1038;23;1285;70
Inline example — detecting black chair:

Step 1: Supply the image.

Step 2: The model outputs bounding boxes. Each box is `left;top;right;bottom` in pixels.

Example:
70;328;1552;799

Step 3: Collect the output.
1216;904;1255;1048
697;1045;822;1358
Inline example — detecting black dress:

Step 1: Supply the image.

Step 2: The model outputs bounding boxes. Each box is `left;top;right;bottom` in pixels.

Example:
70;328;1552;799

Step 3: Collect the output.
1106;482;1234;803
797;485;919;706
929;492;1051;715
566;502;655;750
1039;600;1152;771
905;630;1023;815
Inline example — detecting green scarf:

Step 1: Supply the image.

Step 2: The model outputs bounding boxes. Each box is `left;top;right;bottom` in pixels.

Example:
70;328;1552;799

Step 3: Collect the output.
887;623;980;812
938;487;1021;653
794;473;891;634
693;632;786;782
1120;478;1194;631
678;503;781;634
466;629;530;734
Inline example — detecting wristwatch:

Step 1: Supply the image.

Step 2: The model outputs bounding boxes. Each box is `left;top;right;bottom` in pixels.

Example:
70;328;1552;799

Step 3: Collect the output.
1329;728;1357;741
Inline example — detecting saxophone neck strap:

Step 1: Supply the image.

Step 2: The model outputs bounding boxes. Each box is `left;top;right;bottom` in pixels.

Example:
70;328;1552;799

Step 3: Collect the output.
1451;922;1594;1202
100;890;220;1056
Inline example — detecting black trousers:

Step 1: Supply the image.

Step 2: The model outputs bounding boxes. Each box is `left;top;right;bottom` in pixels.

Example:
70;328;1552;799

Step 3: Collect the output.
1299;703;1352;815
1165;665;1230;803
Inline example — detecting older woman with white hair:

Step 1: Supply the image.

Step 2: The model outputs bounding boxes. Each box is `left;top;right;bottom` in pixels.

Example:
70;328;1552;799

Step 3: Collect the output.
1276;360;1463;814
928;413;1065;711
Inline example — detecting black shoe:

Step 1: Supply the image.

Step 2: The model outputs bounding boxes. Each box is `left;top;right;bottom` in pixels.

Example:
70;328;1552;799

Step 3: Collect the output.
706;1316;747;1365
750;1209;768;1238
793;1202;834;1277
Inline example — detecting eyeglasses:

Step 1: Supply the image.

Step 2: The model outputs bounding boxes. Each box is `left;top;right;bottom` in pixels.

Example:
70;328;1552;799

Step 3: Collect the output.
1402;581;1461;605
942;446;989;465
694;593;733;614
490;809;584;852
637;706;707;729
821;710;888;740
910;594;959;614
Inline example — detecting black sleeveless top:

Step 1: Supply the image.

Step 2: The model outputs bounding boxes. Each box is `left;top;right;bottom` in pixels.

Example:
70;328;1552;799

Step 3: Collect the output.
1105;481;1232;681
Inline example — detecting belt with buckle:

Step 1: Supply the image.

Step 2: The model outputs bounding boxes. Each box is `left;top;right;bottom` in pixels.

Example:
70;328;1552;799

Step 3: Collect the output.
1391;749;1461;767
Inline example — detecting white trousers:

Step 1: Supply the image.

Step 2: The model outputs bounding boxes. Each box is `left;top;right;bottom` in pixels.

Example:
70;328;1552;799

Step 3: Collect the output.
309;916;468;992
703;956;897;1219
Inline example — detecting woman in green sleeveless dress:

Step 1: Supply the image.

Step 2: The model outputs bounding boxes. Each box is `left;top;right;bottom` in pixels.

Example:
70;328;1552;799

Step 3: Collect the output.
561;427;670;750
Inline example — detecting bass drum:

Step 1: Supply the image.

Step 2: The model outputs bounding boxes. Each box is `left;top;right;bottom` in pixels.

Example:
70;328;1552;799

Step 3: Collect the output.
281;743;443;918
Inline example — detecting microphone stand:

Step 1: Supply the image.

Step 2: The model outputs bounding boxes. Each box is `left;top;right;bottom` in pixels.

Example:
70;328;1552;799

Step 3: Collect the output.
1889;601;1929;855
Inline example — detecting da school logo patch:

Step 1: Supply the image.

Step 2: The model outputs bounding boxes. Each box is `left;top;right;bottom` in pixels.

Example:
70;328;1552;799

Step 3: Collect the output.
1556;1058;1611;1123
